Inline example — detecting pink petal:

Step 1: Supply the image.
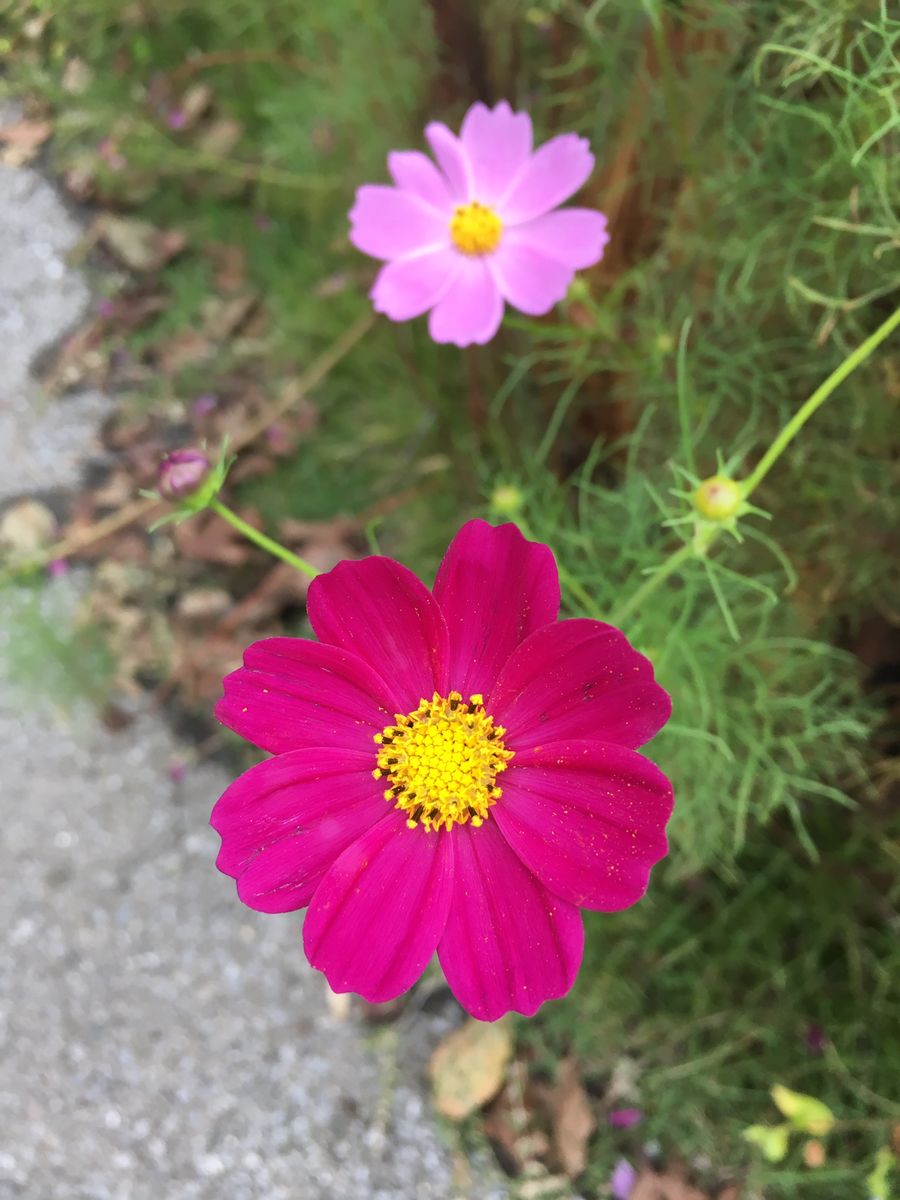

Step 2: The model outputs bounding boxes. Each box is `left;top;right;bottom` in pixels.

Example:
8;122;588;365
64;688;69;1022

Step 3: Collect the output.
495;740;674;912
490;619;672;750
424;122;472;201
216;637;396;755
489;241;574;315
211;748;384;911
304;812;454;1002
306;557;449;714
370;248;459;321
349;184;449;261
433;519;560;697
387;150;455;213
459;100;532;204
500;133;594;225
427;257;504;346
438;821;583;1020
511;208;610;270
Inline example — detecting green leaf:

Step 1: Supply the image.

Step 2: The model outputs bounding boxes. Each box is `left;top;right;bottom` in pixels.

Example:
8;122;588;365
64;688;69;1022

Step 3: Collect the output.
742;1123;791;1163
770;1084;836;1135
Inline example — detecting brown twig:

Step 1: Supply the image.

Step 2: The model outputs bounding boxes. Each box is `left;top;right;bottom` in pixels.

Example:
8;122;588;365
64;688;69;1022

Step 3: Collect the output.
167;49;316;86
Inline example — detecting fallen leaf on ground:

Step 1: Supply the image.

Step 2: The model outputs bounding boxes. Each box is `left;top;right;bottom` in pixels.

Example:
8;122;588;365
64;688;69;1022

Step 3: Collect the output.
630;1167;711;1200
0;119;52;166
95;215;187;272
196;117;243;157
176;83;214;129
155;329;215;375
551;1057;595;1178
430;1017;513;1121
201;292;258;340
0;499;57;557
172;508;256;566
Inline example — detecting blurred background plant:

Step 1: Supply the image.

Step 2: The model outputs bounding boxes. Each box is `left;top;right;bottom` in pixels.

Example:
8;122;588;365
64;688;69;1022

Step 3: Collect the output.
1;0;898;1196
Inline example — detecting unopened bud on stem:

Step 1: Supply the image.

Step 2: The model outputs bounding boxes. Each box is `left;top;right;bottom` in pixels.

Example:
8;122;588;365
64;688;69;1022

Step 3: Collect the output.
158;449;211;500
693;474;742;523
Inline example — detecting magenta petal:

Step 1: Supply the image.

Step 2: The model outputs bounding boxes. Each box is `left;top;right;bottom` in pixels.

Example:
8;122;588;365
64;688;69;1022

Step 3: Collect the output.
512;208;610;270
495;740;674;912
349;184;449;261
489;241;574;316
216;637;396;755
370;248;459;321
500;133;594;225
459;100;532;204
306;557;449;713
433;520;560;698
387;150;454;213
304;813;454;1002
490;618;672;750
438;821;583;1020
424;122;472;201
211;748;384;912
427;257;504;347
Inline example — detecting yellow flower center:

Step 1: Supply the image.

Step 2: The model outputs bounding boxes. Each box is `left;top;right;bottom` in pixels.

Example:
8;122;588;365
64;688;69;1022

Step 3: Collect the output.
373;692;514;832
450;201;503;255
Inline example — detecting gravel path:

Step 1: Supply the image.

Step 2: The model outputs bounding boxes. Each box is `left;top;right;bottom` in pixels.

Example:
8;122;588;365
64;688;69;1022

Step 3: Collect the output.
0;137;506;1200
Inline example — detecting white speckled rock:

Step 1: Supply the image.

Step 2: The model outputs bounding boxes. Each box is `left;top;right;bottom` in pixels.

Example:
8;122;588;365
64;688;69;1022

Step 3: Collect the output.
0;108;111;502
0;113;508;1200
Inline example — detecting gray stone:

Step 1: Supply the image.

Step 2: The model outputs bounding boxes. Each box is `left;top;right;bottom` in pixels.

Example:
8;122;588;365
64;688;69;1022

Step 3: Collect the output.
0;115;506;1200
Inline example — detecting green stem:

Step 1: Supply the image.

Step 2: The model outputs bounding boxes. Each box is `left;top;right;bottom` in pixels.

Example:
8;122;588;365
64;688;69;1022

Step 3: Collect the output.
610;304;900;626
209;499;319;579
742;304;900;498
611;542;694;627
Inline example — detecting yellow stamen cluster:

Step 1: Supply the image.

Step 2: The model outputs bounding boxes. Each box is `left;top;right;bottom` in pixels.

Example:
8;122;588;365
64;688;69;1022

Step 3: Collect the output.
450;201;503;255
373;692;514;832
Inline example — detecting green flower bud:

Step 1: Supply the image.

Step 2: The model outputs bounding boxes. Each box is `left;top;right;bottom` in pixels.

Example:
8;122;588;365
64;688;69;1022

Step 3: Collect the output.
490;484;525;517
693;474;742;522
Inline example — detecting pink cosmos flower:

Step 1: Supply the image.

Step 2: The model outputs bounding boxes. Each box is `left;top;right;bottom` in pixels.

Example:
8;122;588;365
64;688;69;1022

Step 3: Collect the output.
211;521;672;1021
348;101;610;347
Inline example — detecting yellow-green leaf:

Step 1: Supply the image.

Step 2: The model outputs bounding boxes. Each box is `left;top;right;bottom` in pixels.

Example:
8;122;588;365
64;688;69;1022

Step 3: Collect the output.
770;1084;836;1135
866;1147;895;1200
743;1123;791;1163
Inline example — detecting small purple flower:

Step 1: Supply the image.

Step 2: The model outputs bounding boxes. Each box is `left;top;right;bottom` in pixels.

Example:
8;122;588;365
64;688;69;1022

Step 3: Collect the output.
168;759;188;784
253;212;272;231
191;393;219;420
158;449;210;500
96;298;116;319
166;108;187;130
806;1025;827;1055
98;137;126;171
610;1158;637;1200
265;422;290;452
46;558;69;580
608;1108;643;1129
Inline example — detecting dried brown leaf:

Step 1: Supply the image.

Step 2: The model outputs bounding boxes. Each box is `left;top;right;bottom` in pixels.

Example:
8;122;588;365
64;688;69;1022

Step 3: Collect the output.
172;509;254;567
95;216;187;273
0;499;57;557
430;1018;513;1121
630;1167;711;1200
0;118;52;166
201;292;258;340
155;330;215;375
196;117;243;157
552;1058;595;1178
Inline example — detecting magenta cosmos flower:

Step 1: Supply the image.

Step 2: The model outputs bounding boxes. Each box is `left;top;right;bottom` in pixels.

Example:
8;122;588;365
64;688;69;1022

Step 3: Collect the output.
348;101;610;347
211;521;672;1021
